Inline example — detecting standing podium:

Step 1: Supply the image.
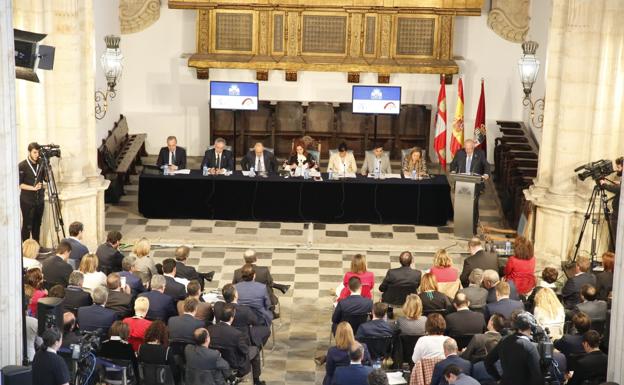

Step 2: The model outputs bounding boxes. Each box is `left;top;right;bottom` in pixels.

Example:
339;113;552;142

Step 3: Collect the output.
448;173;484;239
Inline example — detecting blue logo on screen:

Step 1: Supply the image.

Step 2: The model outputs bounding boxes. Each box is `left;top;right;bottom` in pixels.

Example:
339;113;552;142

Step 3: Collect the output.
370;88;383;100
228;85;240;96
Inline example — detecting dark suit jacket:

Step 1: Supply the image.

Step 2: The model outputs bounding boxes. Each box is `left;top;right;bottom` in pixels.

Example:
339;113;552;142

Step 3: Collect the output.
234;281;273;326
287;153;316;168
331;295;373;332
484;298;524;321
168;314;205;343
96;243;124;275
41;255;73;287
139;290;177;322
331;364;373;385
156;146;187;169
213;302;269;347
184;345;230;379
119;271;145;297
106;290;133;318
175;261;200;282
486;281;520;304
77;304;118;335
63;286;93;313
379;266;421;305
562;272;597;309
64;237;89;264
553;334;585;360
355;319;394;339
430;354;473;385
201;148;234;171
240;150;277;173
459;286;489;309
460;250;499;288
164;275;187;302
450;148;490;176
446;309;486;336
208;322;251;374
568;350;608;385
233;264;278;306
460;331;502;363
595;271;613;301
603;181;621;215
575;300;608;321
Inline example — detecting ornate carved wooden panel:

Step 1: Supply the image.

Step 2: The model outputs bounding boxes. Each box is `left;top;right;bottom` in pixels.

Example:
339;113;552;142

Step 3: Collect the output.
364;15;376;56
214;12;254;52
302;15;347;54
273;13;284;53
395;17;435;56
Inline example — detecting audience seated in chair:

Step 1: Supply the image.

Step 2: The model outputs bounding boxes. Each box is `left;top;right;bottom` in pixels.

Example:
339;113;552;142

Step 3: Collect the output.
77;285;118;336
338;254;375;301
162;258;187;302
168;297;205;344
138;274;177;322
175;245;215;291
460;313;505;363
484;281;524;322
445;293;486;337
123;296;152;351
567;330;608;385
379;251;421;306
355;302;394;340
63;221;89;268
234;264;274;327
96;230;125;275
562;256;596;310
430;249;461;299
460;238;498;288
105;272;133;319
554;311;592;363
184;327;232;384
25;269;46;317
63;271;93;314
412;313;448;363
41;240;73;288
430;338;473;385
443;364;480;385
595;251;614;301
176;280;214;323
133;238;158;278
533;286;565;339
418;273;452;315
503;236;536;296
119;255;146;298
458;269;488;311
331;342;373;385
482;269;520;304
79;253;107;293
61;312;81;350
395;294;427;336
367;368;390;385
137;320;177;378
574;284;608;322
524;266;559;313
98;320;139;381
322;321;372;385
332;277;373;335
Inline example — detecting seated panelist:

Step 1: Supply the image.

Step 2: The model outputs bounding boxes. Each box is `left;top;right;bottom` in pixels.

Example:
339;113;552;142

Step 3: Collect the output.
327;142;357;174
286;140;317;170
403;146;428;178
361;144;392;176
156;136;187;170
241;142;278;174
201;137;234;174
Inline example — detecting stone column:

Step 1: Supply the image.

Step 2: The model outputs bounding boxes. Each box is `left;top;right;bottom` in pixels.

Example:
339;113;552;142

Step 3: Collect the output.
13;0;109;250
525;0;624;267
608;193;624;382
0;0;25;367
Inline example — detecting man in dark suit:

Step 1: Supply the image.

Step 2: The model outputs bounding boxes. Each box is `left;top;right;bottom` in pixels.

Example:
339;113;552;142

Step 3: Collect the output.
213;284;270;347
574;284;607;323
460;238;499;288
554;312;591;364
176;280;213;323
332;277;373;334
461;313;504;363
458;268;488;310
185;328;231;381
41;240;73;288
484;281;523;321
201;137;234;173
431;338;473;385
379;251;421;305
138;274;177;322
332;342;373;385
234;264;274;326
174;246;214;291
355;302;394;340
169;297;205;343
63;221;89;268
96;231;124;275
119;256;145;297
105;272;133;318
63;271;93;313
482;269;520;303
77;286;118;336
446;293;486;337
208;304;265;385
562;257;597;310
240;142;277;173
449;139;490;234
156;135;187;170
568;331;608;385
162;258;187;302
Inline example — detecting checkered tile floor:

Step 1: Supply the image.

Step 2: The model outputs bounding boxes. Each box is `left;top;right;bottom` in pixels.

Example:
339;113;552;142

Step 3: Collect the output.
105;155;509;385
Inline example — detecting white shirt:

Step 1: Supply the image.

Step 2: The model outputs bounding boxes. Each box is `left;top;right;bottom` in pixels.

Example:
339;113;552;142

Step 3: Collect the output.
168;151;173;165
215;152;223;168
534;306;565;340
412;335;447;363
465;154;473;173
254;155;265;172
23;257;42;270
296;154;306;167
82;271;107;292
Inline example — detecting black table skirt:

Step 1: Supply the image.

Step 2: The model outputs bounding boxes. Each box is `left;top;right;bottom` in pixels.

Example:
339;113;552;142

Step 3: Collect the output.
138;169;453;225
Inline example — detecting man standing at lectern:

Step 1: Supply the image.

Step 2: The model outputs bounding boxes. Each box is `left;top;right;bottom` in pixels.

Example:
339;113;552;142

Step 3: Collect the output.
450;139;490;234
156;135;187;171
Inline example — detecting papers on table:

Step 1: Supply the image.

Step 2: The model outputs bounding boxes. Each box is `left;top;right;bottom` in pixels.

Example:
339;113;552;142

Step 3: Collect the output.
172;169;191;175
387;371;407;385
309;169;321;177
367;173;402;179
242;171;252;176
335;172;357;179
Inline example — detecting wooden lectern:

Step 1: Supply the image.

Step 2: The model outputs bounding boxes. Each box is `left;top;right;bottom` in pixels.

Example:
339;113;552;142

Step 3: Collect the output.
448;173;484;239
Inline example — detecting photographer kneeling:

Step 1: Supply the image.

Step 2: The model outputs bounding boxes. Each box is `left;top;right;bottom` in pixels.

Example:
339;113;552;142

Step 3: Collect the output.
32;328;71;385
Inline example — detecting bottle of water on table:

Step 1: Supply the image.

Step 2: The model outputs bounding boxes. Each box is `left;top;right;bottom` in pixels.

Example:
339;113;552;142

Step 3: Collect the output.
202;165;208;176
411;170;416;180
162;165;169;176
505;240;511;255
249;167;256;177
328;170;333;180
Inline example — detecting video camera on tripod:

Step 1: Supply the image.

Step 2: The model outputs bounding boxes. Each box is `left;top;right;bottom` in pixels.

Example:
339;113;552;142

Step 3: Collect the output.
39;144;61;159
69;330;101;362
575;159;614;182
34;143;66;242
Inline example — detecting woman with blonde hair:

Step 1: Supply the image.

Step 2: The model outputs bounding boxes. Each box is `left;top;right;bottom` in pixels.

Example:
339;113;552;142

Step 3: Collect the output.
22;238;42;270
338;254;375;300
396;294;427;335
533;287;565;339
79;253;107;292
323;321;371;385
402;147;427;178
418;273;452;314
430;249;461;298
133;238;157;277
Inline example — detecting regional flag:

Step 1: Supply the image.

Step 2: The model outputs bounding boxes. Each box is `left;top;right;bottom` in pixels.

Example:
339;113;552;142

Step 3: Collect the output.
450;77;464;159
474;79;487;153
433;78;447;169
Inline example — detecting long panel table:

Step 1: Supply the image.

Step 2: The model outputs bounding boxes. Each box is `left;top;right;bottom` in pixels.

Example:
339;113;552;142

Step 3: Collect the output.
138;169;453;225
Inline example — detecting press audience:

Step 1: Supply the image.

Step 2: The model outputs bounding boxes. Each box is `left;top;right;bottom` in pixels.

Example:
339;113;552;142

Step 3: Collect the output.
595;251;614;301
355;302;394;339
562;256;596;310
133;237;157;277
431;249;461;298
460;313;505;363
430;338;473;385
331;342;373;385
482;269;519;303
395;294;427;336
445;293;485;336
332;277;373;334
63;271;92;313
458;268;488;310
575;284;608;322
567;330;608;385
418;273;452;314
79;253;107;292
138;274;177;322
323;321;371;385
123;296;152;351
460;238;498;288
22;238;43;270
533;286;565;339
379;251;421;305
338;254;375;301
503;236;536;295
484;281;523;321
96;230;124;275
412;313;448;363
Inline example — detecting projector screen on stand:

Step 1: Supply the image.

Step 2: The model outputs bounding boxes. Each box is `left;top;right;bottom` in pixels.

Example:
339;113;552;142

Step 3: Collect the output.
210;81;259;111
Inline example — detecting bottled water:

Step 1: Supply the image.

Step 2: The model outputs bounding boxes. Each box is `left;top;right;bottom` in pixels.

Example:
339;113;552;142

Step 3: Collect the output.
249;167;256;177
411;170;416;180
328;170;333;180
202;166;208;176
303;168;310;180
162;165;169;176
505;240;511;254
373;358;382;370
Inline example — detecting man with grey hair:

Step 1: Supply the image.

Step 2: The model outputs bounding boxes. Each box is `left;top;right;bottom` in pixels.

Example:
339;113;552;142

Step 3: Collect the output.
430;338;473;385
233;249;290;302
138;274;177;321
460;237;498;287
63;271;92;312
77;286;118;335
201;137;234;173
458;268;488;309
119;255;144;297
156;135;187;170
482;269;519;303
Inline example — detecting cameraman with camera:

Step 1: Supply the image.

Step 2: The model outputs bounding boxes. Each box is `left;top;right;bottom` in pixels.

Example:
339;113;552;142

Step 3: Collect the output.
599;156;622;251
18;142;45;242
32;328;70;385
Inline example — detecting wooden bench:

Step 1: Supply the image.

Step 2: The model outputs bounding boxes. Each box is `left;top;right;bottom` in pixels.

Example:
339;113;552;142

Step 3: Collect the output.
97;114;147;202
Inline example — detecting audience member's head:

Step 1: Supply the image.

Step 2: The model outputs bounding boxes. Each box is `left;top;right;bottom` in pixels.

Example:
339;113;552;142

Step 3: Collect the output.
56;240;72;259
240;263;256;282
68;221;84;238
402;294;424;320
425;313;446;335
63;312;76;333
109;320;130;341
488;313;506;333
25;268;44;289
222;283;237;303
221;303;236;323
144;320;169;345
433;249;452;268
468;237;482;254
348;276;362;294
41;328;62;350
150;274;166;292
350;254;367;274
134;297;149;318
334;321;355;350
48;285;65;299
186;280;201;298
572;311;592;334
482;269;500;289
399;251;413;267
541;267;559;284
133;238;151;258
22;239;40;260
78;253;99;274
453;292;470;310
443;364;463;384
601;251;615;273
582;330;601;352
106;273;122;290
68;271;84;287
577;256;591;273
175;246;190;261
349;342;364;363
513;236;534;260
106;231;123;248
419;272;439;292
193;328;210;347
581;284;598;302
443;337;459;356
495;281;511;300
92;286;108;305
372;302;388;320
468;268;484;286
243;249;257;264
162;258;177;275
183;297;199;314
534;287;563;319
512;311;536;334
121;255;136;272
368;368;389;385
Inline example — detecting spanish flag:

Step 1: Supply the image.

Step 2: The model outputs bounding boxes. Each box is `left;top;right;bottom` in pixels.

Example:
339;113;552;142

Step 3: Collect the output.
450;77;464;159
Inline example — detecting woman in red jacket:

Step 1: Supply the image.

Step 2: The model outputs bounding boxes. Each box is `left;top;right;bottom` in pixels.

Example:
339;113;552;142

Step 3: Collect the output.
504;236;536;295
338;254;375;301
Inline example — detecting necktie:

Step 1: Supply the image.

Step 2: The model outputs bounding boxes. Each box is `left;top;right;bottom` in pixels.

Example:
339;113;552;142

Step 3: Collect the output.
217;154;221;169
256;158;261;172
466;156;472;174
171;151;176;165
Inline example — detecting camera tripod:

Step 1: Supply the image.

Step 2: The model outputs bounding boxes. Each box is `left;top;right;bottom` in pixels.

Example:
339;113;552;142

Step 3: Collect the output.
571;182;615;266
36;150;66;243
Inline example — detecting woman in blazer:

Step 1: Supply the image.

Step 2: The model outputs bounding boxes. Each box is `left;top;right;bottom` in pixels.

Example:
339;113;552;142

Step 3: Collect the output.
327;142;357;174
287;140;317;170
403;147;428;177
